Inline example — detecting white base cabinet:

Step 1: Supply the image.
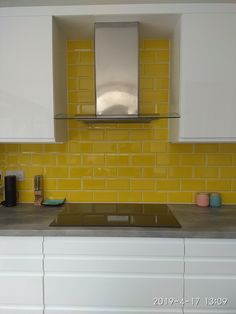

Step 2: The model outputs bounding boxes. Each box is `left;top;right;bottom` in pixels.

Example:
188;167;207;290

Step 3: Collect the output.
0;237;43;314
184;239;236;314
0;16;67;143
1;236;236;314
170;13;236;142
44;237;184;313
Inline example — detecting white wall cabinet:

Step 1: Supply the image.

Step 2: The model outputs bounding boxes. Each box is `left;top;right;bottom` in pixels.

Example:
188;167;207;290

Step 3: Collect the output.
43;237;184;314
170;14;236;142
0;16;67;143
0;237;44;314
184;239;236;314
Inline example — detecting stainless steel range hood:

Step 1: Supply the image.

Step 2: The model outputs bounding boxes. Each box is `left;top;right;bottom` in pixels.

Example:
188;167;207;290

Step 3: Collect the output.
55;21;179;123
95;22;139;117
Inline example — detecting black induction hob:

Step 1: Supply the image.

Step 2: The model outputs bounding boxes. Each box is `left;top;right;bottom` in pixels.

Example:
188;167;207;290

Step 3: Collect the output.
49;203;181;228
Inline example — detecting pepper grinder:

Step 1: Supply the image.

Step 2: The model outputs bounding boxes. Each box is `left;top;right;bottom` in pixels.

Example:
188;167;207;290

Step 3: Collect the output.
34;175;43;206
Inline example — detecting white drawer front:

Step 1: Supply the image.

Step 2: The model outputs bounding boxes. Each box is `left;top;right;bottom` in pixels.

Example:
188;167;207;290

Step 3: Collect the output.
44;237;184;257
0;237;43;255
45;308;183;314
0;275;43;305
185;276;236;310
0;307;43;314
45;257;183;274
185;239;236;257
185;258;236;275
45;274;183;309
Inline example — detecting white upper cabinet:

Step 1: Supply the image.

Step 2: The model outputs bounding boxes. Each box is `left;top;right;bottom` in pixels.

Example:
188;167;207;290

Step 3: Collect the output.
0;16;67;143
170;14;236;142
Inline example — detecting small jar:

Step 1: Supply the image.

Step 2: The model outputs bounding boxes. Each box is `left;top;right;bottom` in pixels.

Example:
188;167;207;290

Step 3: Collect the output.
210;192;222;208
196;192;209;207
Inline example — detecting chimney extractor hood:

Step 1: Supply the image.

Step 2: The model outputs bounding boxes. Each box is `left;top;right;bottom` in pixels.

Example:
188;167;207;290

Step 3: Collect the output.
95;22;139;117
55;22;180;123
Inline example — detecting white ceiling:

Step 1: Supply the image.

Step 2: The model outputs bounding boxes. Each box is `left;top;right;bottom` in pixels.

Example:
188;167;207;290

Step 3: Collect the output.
1;0;236;6
56;14;179;39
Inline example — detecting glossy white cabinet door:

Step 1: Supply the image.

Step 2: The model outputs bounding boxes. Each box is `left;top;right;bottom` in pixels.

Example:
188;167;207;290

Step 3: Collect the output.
44;237;184;313
184;239;236;313
0;16;66;143
0;237;43;314
170;14;236;142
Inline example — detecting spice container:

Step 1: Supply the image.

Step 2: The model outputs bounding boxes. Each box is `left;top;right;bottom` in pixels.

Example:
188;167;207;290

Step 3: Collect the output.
196;192;209;207
210;192;222;208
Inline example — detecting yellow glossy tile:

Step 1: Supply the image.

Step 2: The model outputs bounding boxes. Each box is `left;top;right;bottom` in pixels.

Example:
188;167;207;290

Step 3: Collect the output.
168;144;194;153
140;78;153;89
18;191;33;203
94;167;117;177
18;179;33;190
118;191;143;202
142;192;167;203
220;167;236;178
83;179;105;190
207;180;231;192
46;191;69;200
131;179;154;190
44;144;67;153
79;78;94;90
69;167;93;178
221;192;236;204
181;180;206;191
23;167;44;178
57;179;81;190
156;50;169;62
5;144;19;153
20;144;43;153
156;154;180;166
57;155;81;165
93;143;117;153
194;167;219;178
144;64;169;77
93;191;118;202
69;191;93;202
143;167;167;178
82;154;105;166
107;179;130;190
67;40;93;50
194;144;219;153
130;129;153;141
168;167;193;178
143;39;169;49
154;78;169;89
32;155;57;165
67;51;79;64
104;130;129;141
181;154;205;166
117;167;142;177
18;154;31;164
45;167;69;178
219;144;236;153
154;129;168;141
78;129;104;141
68;78;77;90
117;143;142;153
80;51;94;64
44;179;57;190
156;180;180;191
143;142;168;153
132;154;155;166
68;142;93;153
68;65;93;77
106;155;130;166
7;155;18;164
167;192;193;203
140;51;156;63
207;154;232;166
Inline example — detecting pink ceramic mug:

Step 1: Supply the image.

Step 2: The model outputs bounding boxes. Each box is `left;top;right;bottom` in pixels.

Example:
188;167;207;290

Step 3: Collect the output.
196;192;209;207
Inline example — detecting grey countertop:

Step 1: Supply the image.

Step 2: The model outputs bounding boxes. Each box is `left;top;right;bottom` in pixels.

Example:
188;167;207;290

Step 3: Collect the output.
0;203;236;238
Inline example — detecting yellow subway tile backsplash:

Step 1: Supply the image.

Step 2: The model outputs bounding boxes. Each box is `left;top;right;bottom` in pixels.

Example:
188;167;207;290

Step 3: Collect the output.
1;39;236;204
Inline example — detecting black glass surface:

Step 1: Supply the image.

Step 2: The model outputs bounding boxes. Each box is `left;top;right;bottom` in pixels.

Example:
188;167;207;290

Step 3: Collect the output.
49;203;181;228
